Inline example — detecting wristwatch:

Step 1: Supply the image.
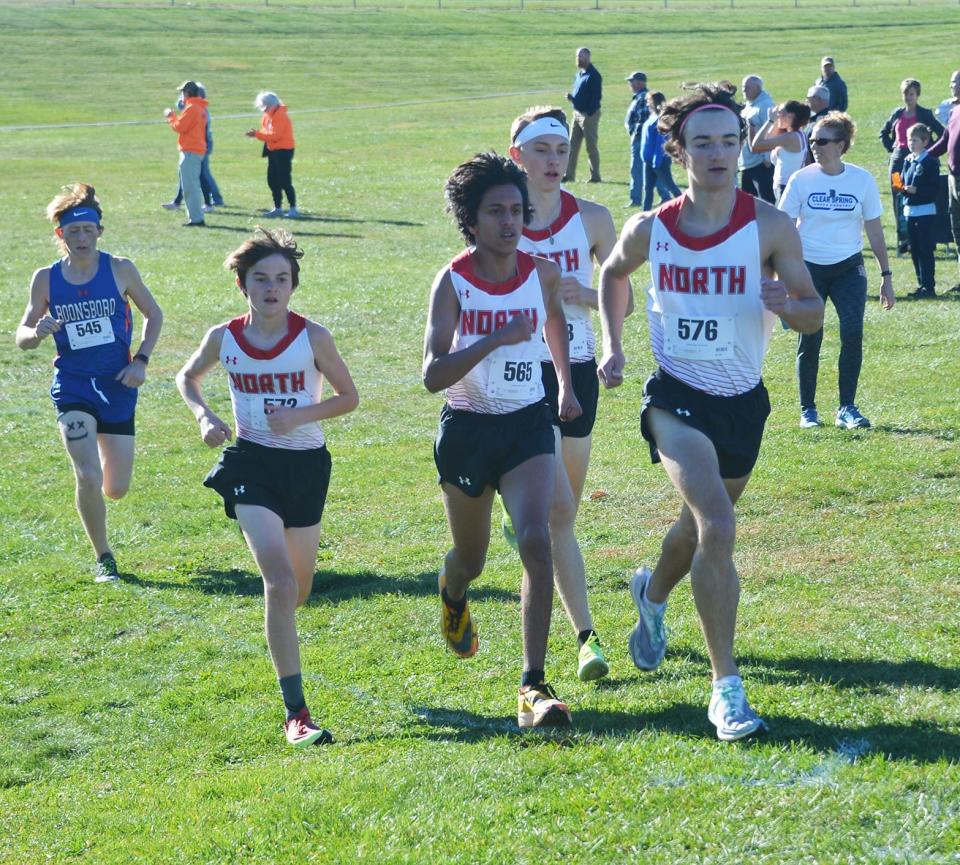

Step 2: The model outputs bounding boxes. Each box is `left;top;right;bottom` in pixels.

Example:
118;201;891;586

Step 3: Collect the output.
133;353;150;364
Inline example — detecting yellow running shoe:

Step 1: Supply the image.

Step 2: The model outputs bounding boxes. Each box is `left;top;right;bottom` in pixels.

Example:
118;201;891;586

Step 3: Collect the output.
438;571;478;658
517;682;572;729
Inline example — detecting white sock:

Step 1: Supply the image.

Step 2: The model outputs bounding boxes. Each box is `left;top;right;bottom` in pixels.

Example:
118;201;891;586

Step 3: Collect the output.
713;674;742;690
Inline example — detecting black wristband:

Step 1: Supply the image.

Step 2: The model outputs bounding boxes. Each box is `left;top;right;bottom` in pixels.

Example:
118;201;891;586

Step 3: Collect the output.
880;270;892;277
133;353;150;365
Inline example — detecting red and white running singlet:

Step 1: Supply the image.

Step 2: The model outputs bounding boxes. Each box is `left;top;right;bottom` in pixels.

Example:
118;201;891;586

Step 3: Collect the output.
445;249;547;414
647;190;775;396
519;190;595;363
220;312;326;449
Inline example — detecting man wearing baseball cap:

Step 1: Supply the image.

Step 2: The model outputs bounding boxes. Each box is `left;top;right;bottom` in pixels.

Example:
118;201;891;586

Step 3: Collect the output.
163;81;208;227
625;72;650;207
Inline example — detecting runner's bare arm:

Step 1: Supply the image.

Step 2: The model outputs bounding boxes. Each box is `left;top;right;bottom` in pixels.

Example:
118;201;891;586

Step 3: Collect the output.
598;214;653;388
539;259;582;422
759;206;825;333
422;268;534;393
15;268;57;350
580;199;634;316
113;257;164;387
176;325;233;447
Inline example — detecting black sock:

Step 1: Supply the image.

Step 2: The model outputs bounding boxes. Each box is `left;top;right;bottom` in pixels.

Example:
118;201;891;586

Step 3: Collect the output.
441;586;466;613
279;673;306;721
577;629;598;648
521;669;545;688
98;552;114;563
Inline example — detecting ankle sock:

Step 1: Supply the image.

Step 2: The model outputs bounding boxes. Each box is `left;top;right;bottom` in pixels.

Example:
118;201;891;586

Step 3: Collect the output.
577;629;597;648
441;586;466;613
521;669;545;689
279;673;306;721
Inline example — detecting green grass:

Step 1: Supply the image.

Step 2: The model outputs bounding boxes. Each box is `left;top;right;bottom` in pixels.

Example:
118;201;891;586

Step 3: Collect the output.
1;5;959;864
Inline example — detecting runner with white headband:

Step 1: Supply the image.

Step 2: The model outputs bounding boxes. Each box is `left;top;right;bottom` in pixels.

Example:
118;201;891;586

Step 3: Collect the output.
504;105;631;684
598;83;823;741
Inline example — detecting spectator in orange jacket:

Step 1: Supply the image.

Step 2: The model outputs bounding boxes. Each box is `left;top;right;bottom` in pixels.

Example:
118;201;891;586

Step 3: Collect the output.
164;80;208;227
246;91;298;218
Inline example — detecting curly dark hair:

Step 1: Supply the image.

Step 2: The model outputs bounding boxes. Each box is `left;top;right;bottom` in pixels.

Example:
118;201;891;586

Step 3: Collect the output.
658;82;746;159
224;227;304;289
444;152;533;245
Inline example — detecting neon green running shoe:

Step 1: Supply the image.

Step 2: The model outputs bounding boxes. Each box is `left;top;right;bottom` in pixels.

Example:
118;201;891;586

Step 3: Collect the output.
498;493;518;551
577;633;610;682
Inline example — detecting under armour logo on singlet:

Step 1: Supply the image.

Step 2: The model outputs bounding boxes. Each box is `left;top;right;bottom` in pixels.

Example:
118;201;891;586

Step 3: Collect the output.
656;241;670;251
225;356;238;365
462;289;470;299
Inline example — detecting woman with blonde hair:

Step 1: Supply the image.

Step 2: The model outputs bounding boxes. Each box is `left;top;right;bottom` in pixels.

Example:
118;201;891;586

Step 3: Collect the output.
779;112;895;431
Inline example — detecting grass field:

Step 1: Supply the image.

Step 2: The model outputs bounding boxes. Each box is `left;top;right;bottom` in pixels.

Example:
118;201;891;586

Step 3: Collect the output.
2;4;959;863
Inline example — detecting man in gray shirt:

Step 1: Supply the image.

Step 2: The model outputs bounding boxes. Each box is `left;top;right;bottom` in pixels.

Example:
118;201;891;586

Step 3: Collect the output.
739;74;775;203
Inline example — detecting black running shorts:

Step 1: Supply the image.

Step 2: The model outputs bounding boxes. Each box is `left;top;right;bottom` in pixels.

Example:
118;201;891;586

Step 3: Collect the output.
541;357;599;439
203;438;332;528
640;368;771;479
434;400;555;497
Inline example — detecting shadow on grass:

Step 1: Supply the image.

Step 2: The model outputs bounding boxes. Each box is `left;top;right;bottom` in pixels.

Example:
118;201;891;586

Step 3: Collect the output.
196;223;361;239
870;424;957;439
122;567;518;603
407;701;960;762
726;651;960;692
279;213;423;228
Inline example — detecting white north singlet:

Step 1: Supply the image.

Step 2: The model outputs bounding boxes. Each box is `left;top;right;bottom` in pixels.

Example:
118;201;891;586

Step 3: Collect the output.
445;249;547;414
646;190;775;396
220;312;326;449
519;190;595;363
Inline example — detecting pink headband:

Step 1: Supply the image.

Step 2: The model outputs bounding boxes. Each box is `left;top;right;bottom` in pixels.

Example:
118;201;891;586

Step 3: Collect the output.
677;103;741;142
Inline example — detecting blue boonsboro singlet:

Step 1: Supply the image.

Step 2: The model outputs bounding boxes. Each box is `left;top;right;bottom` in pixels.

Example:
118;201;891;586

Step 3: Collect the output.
49;251;132;377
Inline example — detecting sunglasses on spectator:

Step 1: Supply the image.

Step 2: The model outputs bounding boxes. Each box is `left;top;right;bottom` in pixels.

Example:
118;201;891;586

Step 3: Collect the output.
809;136;842;146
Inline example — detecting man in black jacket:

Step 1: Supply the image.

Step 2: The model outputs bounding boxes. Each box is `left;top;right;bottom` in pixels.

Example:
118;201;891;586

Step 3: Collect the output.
565;48;603;183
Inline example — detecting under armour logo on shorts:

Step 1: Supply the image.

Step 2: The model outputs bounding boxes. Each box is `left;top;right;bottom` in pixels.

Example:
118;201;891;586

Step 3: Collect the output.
458;476;471;486
234;485;245;495
675;408;691;417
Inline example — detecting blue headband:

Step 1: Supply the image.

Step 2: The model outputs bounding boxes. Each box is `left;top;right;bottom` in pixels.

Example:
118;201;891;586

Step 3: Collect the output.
59;207;101;227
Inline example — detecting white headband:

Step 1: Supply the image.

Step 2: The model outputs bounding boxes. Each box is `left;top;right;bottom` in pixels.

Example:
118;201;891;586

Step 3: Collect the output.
513;117;570;147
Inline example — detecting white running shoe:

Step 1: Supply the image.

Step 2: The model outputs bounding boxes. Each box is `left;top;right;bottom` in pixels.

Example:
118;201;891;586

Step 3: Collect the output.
628;566;667;670
202;203;215;213
708;677;767;741
263;208;284;218
285;207;300;218
161;201;181;210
